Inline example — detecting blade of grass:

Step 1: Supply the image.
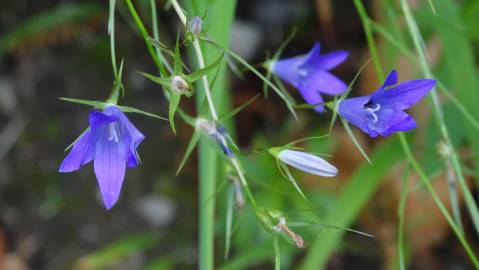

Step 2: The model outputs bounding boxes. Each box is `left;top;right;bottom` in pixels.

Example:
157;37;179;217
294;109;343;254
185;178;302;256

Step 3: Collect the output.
398;163;410;270
399;0;479;236
351;1;479;268
300;139;403;269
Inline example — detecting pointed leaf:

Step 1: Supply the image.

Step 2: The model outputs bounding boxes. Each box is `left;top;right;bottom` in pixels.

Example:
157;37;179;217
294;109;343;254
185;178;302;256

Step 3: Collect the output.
280;162;308;201
168;93;181;134
186;53;224;82
173;33;182;75
59;97;107;108
118;105;168;121
140;72;171;87
339;117;371;164
224;184;234;260
288;220;374;237
177;109;196;127
175;130;201;175
273;234;280;270
284;135;329;148
220;93;260;121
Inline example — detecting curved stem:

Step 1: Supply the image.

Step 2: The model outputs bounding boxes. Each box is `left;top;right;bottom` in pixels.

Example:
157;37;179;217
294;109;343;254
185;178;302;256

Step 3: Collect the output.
170;0;219;121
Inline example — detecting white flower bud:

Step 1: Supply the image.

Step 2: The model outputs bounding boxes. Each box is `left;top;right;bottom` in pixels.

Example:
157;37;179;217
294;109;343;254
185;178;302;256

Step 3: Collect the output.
188;16;202;37
171;75;190;95
278;149;338;177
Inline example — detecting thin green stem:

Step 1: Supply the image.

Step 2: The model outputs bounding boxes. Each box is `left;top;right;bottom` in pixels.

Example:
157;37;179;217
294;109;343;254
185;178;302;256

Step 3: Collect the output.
399;136;479;268
108;0;118;78
354;0;479;267
170;0;219;120
149;0;173;73
399;0;479;236
123;0;167;76
353;0;384;81
397;163;410;270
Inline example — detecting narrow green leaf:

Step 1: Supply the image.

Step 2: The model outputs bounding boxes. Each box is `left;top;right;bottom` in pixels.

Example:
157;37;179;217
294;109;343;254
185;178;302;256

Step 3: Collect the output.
118;105;168;121
168;93;181;134
141;72;171;87
427;0;437;15
177;109;197;127
173;32;183;75
398;163;410;270
288;221;374;238
176;130;201;175
59;97;106;108
187;53;225;82
272;234;280;270
224;184;234;260
220;93;260;121
339;117;371;164
279;162;308;201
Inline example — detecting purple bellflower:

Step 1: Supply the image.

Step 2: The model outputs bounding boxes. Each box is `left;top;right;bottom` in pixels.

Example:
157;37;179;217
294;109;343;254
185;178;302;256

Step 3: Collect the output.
59;105;145;209
271;43;349;112
338;70;436;137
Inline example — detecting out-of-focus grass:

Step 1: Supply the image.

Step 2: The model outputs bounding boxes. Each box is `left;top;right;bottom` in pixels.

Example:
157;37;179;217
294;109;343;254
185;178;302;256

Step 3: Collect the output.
0;3;101;55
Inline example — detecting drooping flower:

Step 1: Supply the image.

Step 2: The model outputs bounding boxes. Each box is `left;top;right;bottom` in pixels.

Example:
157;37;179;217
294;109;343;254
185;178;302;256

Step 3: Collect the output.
277;149;338;177
270;43;349;112
338;70;436;137
59;105;145;209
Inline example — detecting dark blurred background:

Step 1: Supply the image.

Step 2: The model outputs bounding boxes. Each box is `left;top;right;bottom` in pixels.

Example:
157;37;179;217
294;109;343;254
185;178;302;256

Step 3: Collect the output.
1;0;479;269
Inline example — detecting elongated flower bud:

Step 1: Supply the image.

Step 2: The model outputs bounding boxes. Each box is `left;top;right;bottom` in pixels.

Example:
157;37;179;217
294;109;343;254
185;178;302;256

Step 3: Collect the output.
277;149;338;177
188;16;202;37
171;75;190;95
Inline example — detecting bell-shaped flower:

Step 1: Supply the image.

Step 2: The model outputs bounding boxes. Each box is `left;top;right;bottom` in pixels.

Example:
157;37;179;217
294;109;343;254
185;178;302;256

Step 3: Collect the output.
276;149;338;177
59;105;145;209
270;43;349;112
338;70;436;137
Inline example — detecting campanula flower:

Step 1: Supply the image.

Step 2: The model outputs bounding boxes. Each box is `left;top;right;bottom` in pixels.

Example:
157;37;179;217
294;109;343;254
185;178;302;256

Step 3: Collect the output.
271;43;349;112
277;149;338;177
59;105;145;209
338;70;436;137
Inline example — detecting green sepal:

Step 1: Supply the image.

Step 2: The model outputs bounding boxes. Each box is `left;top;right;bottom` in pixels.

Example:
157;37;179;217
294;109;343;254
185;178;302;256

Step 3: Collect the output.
278;161;308;201
118;105;168;121
59;97;108;109
60;98;167;121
